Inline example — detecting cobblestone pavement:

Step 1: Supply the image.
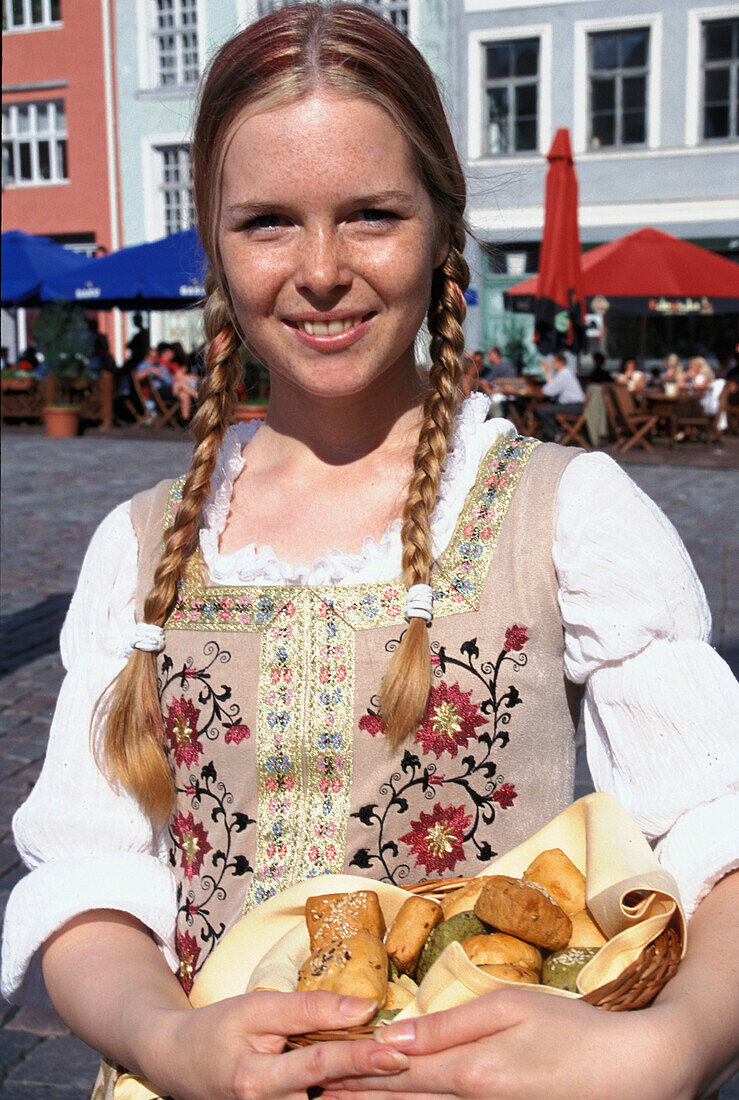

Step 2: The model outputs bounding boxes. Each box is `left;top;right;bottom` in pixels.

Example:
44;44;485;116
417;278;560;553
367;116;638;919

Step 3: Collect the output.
1;430;737;1098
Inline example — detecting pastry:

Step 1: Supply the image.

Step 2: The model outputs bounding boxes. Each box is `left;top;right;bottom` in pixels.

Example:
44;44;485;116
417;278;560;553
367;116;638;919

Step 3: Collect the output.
541;946;600;992
523;848;586;916
416;911;487;982
297;931;388;1002
385;896;443;975
473;875;572;950
476;963;540;984
460;932;542;974
305;891;386;952
441;877;493;920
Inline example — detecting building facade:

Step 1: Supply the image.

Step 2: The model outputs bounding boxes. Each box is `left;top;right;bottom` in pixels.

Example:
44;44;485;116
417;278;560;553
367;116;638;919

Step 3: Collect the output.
455;0;739;357
2;0;121;353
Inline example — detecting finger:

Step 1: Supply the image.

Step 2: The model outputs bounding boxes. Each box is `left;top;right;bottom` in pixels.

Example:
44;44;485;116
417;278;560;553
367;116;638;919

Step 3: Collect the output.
249;989;379;1035
374;989;533;1053
254;1038;409;1095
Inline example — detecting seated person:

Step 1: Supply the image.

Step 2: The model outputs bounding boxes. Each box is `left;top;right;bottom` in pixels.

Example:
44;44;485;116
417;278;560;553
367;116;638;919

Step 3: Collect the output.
661;353;684;390
134;346;175;408
680;356;715;396
615;357;646;393
536;352;585;441
588;351;612;384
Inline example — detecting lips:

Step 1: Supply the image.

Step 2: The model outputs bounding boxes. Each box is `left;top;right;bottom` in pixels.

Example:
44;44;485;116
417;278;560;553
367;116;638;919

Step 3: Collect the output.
283;311;376;350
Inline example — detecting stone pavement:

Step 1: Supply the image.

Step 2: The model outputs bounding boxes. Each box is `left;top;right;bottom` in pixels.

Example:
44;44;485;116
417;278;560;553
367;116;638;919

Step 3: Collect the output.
0;429;737;1098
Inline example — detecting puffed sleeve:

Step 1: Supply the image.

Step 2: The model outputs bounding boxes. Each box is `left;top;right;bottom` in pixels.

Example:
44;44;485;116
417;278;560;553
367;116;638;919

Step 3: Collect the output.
0;502;178;1007
553;452;738;918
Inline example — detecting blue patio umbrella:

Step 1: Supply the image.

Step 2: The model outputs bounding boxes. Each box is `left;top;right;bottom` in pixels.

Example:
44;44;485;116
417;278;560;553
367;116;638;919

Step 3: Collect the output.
40;227;208;310
1;230;91;306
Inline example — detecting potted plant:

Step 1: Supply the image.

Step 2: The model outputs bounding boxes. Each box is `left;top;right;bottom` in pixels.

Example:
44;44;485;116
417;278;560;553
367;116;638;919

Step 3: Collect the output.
33;304;94;437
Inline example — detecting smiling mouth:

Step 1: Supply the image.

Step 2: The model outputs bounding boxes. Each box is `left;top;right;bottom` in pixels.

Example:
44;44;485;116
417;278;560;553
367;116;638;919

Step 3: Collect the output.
286;313;374;336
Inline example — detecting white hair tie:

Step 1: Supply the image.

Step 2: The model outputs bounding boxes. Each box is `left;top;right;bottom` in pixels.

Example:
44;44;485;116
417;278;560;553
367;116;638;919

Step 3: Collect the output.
132;622;166;653
404;583;433;625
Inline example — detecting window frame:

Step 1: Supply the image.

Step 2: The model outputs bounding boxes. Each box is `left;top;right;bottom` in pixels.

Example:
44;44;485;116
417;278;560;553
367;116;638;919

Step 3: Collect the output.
2;0;61;32
587;26;650;151
573;13;662;155
468;24;552;161
148;141;195;238
2;98;68;188
137;0;204;92
700;14;739;142
482;36;540;157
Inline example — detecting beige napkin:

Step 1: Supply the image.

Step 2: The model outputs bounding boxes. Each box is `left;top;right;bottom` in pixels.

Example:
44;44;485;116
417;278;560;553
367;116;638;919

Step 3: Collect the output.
115;792;686;1098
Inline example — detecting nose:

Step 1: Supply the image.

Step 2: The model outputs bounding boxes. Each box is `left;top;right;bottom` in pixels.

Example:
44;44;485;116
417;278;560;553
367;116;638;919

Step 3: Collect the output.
295;225;350;299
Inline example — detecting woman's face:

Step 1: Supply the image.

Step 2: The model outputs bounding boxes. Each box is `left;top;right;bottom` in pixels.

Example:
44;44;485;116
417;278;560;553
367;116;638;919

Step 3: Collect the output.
218;89;446;402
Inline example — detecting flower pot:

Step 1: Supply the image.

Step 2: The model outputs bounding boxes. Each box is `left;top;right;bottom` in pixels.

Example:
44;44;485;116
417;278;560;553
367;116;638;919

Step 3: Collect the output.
232;403;268;425
43;406;80;438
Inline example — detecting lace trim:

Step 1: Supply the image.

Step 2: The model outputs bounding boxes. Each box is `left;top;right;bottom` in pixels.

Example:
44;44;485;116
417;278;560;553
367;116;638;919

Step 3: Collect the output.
199;394;516;586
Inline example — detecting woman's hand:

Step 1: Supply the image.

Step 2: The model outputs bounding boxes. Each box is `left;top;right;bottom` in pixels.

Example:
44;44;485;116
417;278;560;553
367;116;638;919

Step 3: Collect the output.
319;990;699;1100
142;990;409;1100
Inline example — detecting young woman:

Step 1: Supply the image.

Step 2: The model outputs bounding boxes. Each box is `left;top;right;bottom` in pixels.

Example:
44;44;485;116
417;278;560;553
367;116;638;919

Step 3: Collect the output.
2;6;737;1099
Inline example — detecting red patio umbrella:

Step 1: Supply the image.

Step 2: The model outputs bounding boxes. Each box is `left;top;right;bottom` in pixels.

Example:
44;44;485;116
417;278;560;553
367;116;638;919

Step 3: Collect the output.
505;228;739;316
533;128;585;355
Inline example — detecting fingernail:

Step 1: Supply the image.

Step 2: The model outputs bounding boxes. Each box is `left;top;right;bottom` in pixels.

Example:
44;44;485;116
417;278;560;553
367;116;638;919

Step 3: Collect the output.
375;1019;416;1048
339;996;377;1019
371;1048;409;1073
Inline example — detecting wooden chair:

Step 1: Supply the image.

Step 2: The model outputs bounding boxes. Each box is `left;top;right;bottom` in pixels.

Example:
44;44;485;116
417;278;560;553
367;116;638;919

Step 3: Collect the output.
150;381;181;429
674;382;736;445
554;389;592;450
609;384;659;452
122;374;154;426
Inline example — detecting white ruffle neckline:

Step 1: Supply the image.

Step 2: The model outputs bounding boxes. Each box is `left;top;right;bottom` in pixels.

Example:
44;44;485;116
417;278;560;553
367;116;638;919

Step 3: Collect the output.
199;394;515;586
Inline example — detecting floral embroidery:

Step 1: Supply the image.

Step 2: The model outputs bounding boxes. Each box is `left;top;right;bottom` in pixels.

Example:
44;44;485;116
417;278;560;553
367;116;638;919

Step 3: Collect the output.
400;802;471;876
416;681;487;759
176;929;200;994
160;642;256;984
224;723;250;745
171;810;213;883
351;626;527;881
504;624;529;652
165;696;203;768
492;782;517;809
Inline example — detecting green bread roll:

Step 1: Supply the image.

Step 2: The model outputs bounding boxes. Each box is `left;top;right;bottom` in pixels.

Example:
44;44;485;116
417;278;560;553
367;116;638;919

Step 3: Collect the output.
541;946;600;992
416;911;487;983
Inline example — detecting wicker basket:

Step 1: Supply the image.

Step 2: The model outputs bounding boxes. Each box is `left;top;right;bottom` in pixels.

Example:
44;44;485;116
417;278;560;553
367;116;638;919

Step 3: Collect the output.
287;875;682;1047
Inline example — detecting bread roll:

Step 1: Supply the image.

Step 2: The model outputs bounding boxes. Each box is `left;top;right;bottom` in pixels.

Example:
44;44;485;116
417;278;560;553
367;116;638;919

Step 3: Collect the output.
473;875;572;950
476;963;540;985
416;911;487;982
384;980;416;1012
567;908;607;948
305;891;386;952
385;896;443;975
297;931;388;1002
523;848;586;916
461;932;542;974
441;878;493;920
541;946;599;992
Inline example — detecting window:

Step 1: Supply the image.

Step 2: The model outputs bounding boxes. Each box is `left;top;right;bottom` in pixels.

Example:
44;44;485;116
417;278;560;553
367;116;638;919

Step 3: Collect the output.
256;0;409;35
702;17;739;140
588;28;649;148
2;0;60;30
153;0;199;87
2;100;67;186
484;38;539;155
157;144;194;236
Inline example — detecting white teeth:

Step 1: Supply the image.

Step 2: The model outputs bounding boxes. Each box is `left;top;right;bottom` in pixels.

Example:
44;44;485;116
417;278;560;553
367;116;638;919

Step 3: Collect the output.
299;316;363;336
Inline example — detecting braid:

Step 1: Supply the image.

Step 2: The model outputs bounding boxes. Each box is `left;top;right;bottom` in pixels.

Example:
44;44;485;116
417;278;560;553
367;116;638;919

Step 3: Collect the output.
379;235;469;746
96;275;243;822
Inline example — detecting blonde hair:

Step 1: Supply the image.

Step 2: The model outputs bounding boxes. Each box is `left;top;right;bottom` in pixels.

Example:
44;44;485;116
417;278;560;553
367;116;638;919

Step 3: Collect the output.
99;3;469;818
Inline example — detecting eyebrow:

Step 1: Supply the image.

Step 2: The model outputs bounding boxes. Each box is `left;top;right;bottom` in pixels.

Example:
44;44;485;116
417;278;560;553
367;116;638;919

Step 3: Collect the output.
223;190;417;220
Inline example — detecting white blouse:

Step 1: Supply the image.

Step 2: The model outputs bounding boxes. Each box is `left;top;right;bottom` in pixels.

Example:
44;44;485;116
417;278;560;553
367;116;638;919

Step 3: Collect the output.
2;395;737;1007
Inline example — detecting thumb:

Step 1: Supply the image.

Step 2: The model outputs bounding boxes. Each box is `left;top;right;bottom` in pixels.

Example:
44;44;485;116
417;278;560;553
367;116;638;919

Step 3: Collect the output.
254;990;378;1038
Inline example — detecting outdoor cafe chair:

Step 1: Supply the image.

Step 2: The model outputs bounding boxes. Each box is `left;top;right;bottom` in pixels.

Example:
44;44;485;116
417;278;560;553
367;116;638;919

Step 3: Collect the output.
554;389;592;450
149;381;181;430
122;375;153;427
609;384;659;453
